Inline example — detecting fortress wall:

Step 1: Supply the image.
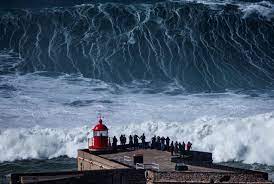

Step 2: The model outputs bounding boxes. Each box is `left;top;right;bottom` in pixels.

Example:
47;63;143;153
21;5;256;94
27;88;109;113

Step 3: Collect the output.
183;163;269;180
77;149;128;171
10;169;146;184
147;170;269;183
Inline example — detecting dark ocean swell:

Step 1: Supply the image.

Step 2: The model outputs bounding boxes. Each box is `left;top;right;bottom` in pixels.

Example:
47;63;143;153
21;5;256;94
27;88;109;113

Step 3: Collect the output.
1;1;274;91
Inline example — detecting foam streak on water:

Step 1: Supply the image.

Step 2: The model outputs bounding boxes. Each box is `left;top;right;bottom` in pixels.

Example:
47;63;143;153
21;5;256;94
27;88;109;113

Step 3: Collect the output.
1;1;274;91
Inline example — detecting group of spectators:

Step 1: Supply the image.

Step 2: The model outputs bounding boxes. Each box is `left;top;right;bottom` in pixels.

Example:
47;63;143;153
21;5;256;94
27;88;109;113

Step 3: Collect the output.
170;140;192;156
151;135;192;156
111;133;147;151
111;134;192;156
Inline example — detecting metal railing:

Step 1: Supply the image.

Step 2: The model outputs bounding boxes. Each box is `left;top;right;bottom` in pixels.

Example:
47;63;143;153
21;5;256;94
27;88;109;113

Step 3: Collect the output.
124;156;132;162
135;163;160;171
114;156;160;171
151;163;160;171
136;163;145;169
113;156;133;166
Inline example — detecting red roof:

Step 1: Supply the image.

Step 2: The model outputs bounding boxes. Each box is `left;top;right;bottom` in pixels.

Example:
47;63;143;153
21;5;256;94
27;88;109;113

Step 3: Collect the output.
93;119;108;131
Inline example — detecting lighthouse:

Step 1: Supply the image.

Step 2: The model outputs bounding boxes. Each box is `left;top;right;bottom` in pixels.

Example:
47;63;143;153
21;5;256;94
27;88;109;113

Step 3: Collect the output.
88;117;110;151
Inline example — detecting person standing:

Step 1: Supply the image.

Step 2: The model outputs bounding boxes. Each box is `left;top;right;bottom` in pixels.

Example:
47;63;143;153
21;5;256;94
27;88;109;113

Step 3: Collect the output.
179;143;183;157
112;136;118;151
140;133;146;149
174;141;179;155
170;141;174;156
129;135;133;148
166;136;170;150
182;141;186;158
187;141;192;151
123;135;127;145
160;136;166;151
151;135;156;149
120;135;124;145
156;136;161;150
134;134;139;149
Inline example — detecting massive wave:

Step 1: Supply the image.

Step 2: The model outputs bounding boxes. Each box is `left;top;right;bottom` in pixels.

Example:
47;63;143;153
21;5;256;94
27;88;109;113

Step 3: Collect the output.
1;1;274;91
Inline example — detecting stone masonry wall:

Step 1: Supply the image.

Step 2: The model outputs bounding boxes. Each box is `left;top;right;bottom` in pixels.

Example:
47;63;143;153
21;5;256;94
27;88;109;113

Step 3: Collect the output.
77;149;128;171
11;169;146;184
147;170;269;183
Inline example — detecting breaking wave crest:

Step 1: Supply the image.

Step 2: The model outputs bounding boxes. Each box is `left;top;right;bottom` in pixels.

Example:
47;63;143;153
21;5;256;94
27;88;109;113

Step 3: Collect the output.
0;127;88;162
240;1;274;20
116;113;274;164
1;112;274;164
1;1;274;91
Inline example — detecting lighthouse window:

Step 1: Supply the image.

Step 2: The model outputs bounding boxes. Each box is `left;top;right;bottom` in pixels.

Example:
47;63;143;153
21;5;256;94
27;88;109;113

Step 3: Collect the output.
93;131;108;137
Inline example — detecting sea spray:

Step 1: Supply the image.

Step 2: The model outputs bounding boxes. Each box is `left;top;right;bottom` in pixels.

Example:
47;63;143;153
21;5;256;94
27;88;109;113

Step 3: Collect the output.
1;113;274;164
114;113;274;164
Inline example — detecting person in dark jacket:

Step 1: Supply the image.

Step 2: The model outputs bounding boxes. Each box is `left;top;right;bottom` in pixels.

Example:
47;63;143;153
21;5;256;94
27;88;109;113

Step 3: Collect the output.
156;136;161;150
166;136;170;150
134;134;139;149
123;135;127;145
174;141;179;155
129;135;133;147
120;135;124;145
112;136;118;151
151;135;156;149
170;141;174;156
187;141;192;151
160;136;166;151
140;133;146;149
179;143;184;157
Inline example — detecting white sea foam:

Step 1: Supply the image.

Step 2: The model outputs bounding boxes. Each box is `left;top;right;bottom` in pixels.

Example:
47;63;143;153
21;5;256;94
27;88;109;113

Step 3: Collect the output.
0;126;88;162
1;74;274;165
169;0;274;20
240;1;274;20
0;112;274;164
114;113;274;164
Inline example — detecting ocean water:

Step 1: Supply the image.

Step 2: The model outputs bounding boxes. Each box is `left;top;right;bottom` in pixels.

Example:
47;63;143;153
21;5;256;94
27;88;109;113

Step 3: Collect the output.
0;0;274;181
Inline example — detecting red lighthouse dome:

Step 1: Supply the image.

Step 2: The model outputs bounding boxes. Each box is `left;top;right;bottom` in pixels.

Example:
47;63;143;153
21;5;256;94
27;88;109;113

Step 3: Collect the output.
93;119;108;131
88;117;110;151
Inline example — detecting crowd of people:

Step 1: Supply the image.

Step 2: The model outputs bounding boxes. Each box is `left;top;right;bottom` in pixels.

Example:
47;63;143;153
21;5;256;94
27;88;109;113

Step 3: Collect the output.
150;136;192;156
110;134;192;155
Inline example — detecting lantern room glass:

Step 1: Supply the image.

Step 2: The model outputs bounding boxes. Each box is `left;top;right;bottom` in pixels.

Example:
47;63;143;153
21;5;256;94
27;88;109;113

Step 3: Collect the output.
93;130;108;137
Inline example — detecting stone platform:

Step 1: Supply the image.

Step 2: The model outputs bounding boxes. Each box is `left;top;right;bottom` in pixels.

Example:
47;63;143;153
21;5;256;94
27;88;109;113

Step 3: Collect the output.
9;148;272;184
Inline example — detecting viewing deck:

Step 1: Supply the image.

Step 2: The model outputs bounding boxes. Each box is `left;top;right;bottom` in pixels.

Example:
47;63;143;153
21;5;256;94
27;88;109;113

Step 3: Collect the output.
100;149;223;172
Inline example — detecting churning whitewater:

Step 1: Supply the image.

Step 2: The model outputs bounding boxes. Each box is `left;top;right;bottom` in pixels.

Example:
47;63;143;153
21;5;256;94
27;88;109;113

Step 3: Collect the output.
1;73;274;164
0;0;274;177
